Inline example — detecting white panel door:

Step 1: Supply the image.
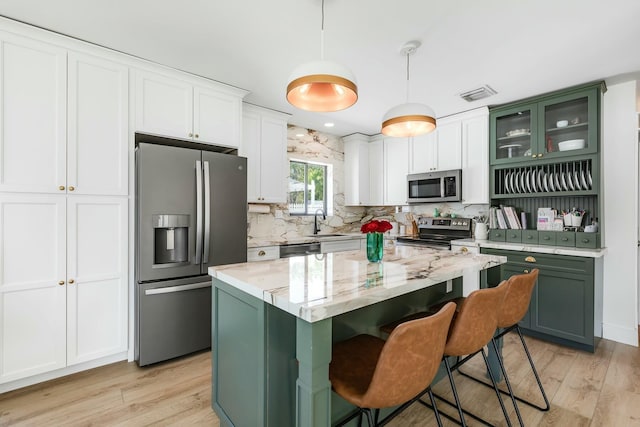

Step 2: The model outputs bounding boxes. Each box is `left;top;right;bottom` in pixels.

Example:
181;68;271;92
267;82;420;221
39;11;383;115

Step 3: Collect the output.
436;121;462;171
0;33;66;194
242;110;262;202
194;86;242;148
383;137;409;206
461;115;489;205
66;196;127;365
258;116;287;203
68;52;128;196
0;194;66;384
135;70;193;140
368;138;384;206
409;131;437;173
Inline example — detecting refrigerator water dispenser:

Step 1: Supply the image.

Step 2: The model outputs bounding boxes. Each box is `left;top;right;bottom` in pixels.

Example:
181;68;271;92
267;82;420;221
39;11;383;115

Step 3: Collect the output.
152;214;189;267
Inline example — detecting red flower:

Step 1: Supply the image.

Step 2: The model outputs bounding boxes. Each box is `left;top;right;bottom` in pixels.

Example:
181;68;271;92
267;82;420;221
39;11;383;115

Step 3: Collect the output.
360;220;393;233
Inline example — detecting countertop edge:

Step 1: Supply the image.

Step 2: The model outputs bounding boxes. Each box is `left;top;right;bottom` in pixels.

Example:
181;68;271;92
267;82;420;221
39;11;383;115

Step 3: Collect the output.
450;238;606;258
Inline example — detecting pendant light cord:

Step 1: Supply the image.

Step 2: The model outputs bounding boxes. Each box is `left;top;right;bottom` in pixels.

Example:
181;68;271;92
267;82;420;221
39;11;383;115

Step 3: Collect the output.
320;0;325;60
405;50;411;102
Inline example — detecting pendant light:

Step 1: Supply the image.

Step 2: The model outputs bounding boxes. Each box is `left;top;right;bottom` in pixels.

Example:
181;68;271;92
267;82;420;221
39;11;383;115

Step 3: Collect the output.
381;41;436;137
286;0;358;112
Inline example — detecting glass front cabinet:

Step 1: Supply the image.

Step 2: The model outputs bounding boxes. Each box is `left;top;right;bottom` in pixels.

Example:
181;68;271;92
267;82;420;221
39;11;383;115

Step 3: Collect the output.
490;84;600;165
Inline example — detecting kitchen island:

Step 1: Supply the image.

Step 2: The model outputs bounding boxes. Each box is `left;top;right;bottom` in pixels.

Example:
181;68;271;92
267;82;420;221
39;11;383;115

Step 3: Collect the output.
208;246;506;427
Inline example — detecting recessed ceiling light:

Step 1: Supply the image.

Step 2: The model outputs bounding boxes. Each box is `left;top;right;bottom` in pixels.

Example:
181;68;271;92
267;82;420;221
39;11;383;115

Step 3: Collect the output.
324;122;335;128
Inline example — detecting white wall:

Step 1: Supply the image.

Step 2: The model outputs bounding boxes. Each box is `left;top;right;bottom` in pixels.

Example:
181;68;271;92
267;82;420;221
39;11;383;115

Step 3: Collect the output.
602;80;639;346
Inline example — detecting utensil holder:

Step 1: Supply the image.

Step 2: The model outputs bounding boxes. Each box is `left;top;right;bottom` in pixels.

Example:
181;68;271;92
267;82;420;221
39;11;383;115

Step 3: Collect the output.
564;214;583;227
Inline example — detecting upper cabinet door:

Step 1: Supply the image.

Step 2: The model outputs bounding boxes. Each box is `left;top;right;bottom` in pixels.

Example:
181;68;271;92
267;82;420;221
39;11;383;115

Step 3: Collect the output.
409;131;437;173
68;52;128;196
135;70;193;140
242;110;262;202
461;114;489;205
383;137;409;206
436;121;462;171
193;86;242;148
0;33;67;193
258;116;287;203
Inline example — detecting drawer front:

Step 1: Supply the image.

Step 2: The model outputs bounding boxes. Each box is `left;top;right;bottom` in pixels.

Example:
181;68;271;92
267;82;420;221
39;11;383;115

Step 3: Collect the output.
506;230;522;243
556;231;576;247
522;230;539;244
575;233;600;249
538;231;557;246
451;244;480;255
489;229;506;242
320;239;361;253
247;246;280;262
481;248;594;274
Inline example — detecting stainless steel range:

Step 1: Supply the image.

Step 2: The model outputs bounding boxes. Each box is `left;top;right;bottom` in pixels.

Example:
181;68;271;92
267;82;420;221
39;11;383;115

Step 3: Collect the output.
396;217;472;250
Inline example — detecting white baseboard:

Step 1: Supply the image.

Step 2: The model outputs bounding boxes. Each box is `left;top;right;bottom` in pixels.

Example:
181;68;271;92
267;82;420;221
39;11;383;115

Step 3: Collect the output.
602;323;638;347
0;352;128;394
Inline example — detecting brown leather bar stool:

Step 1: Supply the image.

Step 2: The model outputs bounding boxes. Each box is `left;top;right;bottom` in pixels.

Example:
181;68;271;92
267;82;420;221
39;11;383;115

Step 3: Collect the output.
380;282;512;427
460;269;550;420
329;302;456;427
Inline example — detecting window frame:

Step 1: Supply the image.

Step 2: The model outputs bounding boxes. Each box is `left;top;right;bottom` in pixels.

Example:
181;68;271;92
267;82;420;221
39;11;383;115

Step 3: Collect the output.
288;160;328;216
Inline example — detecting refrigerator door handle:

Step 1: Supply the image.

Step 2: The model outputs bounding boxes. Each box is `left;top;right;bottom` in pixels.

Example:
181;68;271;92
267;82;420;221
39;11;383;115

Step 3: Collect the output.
144;281;211;296
195;160;203;265
203;160;211;263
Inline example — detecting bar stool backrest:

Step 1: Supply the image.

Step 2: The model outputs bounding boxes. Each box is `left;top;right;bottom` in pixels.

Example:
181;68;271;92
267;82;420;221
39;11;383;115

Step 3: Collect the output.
359;302;456;409
444;281;508;357
498;269;539;328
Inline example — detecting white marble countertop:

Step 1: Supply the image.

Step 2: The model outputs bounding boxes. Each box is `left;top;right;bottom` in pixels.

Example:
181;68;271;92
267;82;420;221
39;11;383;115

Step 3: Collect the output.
248;232;369;248
209;246;506;323
450;238;606;258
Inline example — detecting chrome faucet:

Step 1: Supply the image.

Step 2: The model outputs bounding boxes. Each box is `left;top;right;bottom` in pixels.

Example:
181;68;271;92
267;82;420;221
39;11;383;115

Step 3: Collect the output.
313;208;326;235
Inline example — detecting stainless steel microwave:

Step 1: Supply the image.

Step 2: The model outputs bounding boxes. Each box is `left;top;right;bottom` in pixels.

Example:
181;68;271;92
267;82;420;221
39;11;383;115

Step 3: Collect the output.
407;169;462;203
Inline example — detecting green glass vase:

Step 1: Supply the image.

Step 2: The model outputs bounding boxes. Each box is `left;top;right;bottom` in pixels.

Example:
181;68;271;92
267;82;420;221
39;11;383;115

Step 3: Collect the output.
366;232;384;263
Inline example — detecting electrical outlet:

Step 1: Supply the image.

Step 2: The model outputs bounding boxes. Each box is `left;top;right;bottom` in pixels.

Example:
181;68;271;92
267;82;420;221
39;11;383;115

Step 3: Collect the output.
446;279;453;293
275;210;283;219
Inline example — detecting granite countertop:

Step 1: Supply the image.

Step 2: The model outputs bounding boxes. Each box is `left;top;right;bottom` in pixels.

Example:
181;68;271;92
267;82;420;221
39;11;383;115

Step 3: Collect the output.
450;238;606;258
209;246;506;323
248;232;370;248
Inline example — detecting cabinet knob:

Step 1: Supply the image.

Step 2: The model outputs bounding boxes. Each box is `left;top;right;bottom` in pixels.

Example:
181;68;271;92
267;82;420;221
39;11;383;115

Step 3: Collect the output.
68;279;75;284
532;154;537;158
524;256;537;263
524;269;529;273
58;280;65;286
258;250;266;256
59;185;65;191
188;132;193;137
68;186;75;191
538;153;544;158
582;239;590;243
194;134;199;138
461;247;468;253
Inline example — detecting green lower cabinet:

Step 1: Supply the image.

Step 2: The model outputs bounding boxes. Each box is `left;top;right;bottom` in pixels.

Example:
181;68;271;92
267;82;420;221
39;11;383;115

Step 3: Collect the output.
481;248;597;352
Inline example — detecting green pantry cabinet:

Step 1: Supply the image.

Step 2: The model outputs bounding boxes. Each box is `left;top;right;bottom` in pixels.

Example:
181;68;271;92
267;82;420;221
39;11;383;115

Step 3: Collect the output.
481;248;603;352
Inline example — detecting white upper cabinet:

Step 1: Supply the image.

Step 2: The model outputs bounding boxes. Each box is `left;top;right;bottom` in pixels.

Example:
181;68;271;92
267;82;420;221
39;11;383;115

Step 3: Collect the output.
0;33;67;194
135;69;246;148
409;121;461;173
343;134;370;206
241;104;289;203
460;108;489;205
383;137;409;206
368;137;384;206
68;52;128;196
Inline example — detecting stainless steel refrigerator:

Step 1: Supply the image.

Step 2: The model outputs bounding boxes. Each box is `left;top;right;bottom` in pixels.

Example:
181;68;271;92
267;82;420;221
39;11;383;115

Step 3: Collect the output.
135;141;247;366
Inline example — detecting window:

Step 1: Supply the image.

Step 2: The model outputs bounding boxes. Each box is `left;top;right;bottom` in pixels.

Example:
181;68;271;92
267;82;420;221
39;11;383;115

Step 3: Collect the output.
288;160;328;215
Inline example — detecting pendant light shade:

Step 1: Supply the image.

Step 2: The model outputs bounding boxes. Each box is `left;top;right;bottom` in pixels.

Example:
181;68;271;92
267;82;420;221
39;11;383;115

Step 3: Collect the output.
381;103;436;137
286;0;358;112
381;41;436;137
287;60;358;112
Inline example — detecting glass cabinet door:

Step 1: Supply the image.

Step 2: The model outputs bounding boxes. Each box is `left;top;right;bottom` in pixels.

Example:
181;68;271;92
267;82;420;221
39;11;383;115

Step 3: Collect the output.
490;104;537;165
538;88;598;158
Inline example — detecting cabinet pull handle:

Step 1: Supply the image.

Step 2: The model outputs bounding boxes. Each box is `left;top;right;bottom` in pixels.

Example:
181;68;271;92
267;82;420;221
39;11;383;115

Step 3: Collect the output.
532;154;537;158
258;250;266;256
68;279;75;284
538;153;544;158
525;256;537;263
527;235;533;239
562;237;568;241
68;186;75;191
582;239;589;243
543;236;550;240
59;185;65;191
195;134;199;138
58;280;65;286
524;269;529;273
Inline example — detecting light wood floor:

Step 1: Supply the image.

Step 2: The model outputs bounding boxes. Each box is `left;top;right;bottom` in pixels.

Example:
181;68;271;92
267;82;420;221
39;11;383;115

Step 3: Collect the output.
1;333;640;426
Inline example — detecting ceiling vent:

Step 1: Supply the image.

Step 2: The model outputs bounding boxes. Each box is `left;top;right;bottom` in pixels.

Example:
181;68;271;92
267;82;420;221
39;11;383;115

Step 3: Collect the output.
459;85;497;102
